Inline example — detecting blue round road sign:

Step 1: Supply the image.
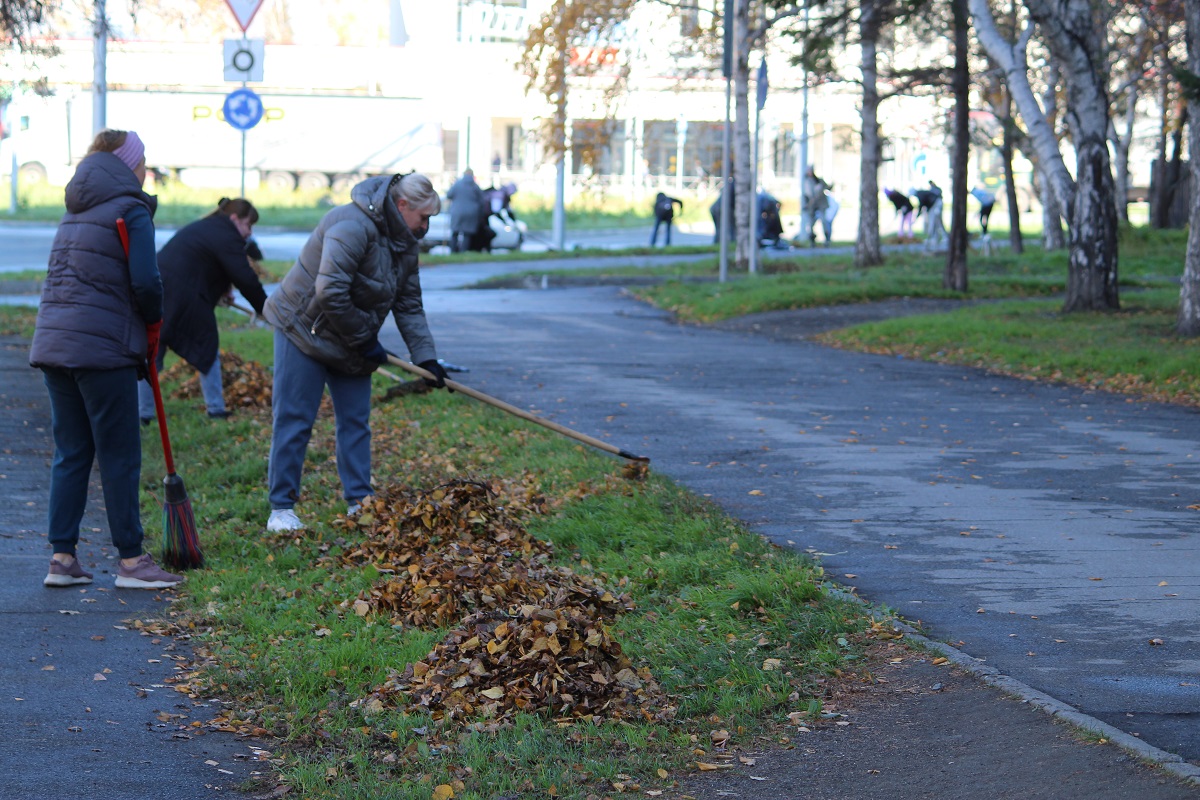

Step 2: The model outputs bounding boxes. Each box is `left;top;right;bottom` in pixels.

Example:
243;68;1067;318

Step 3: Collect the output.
223;88;264;131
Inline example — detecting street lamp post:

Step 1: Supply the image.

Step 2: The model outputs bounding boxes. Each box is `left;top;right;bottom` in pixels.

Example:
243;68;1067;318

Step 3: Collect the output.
675;115;687;193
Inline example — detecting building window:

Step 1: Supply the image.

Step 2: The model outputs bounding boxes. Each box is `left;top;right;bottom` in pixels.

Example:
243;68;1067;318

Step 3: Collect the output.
458;0;529;43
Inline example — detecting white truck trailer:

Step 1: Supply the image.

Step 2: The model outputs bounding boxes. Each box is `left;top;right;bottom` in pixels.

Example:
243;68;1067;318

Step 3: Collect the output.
2;89;444;191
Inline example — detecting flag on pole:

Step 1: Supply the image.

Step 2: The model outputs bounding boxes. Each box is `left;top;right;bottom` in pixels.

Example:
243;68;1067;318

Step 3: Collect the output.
756;58;769;111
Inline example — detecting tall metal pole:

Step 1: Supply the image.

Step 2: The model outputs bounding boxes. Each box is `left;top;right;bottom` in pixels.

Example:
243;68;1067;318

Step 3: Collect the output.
798;2;810;245
718;1;735;284
92;0;107;134
552;48;567;251
749;73;761;275
675;116;686;194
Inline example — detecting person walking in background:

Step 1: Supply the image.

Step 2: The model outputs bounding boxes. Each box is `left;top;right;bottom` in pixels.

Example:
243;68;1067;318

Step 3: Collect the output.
446;168;485;253
137;197;267;423
819;188;839;246
802;166;830;246
262;173;450;533
884;187;915;242
30;128;183;590
649;191;683;247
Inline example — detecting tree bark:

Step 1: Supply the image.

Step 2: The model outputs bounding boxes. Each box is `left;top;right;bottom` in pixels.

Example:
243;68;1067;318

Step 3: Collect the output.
944;0;969;290
1024;0;1119;311
1001;89;1023;253
969;0;1076;220
1038;61;1066;250
855;0;884;268
1179;0;1200;335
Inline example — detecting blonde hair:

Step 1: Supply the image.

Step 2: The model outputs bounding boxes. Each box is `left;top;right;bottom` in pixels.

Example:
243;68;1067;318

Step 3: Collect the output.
388;173;441;214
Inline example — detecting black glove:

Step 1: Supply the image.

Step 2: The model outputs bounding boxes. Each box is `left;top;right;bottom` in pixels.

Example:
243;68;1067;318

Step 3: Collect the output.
418;359;451;391
360;337;389;364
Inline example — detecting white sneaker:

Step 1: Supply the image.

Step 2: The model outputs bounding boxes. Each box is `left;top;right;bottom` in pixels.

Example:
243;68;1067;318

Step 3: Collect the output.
346;495;373;516
267;508;305;532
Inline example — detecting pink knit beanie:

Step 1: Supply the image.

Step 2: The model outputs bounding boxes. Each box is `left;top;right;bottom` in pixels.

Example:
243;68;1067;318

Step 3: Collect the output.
112;131;145;172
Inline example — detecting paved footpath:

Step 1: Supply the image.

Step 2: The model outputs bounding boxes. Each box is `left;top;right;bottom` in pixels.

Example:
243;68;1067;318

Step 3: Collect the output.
0;336;270;798
412;281;1200;786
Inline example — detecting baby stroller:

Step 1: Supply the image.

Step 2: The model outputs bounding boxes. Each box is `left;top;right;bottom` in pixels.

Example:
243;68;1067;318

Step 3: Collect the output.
757;191;784;248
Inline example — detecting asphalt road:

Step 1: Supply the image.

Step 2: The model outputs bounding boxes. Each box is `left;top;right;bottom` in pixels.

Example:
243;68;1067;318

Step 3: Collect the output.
376;277;1200;770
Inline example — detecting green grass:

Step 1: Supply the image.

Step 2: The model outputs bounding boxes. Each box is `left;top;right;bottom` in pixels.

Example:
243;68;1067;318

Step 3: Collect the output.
819;289;1200;406
0;177;712;232
72;317;870;799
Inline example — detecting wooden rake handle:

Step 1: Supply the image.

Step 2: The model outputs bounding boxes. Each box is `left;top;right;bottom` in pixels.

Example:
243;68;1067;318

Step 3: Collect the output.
385;354;649;463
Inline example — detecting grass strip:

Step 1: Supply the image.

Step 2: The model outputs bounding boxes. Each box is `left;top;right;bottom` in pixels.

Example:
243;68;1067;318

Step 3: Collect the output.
122;320;874;799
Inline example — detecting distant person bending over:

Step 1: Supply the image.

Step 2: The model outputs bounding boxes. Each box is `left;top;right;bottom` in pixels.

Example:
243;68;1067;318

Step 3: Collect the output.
138;197;267;422
446;168;485;253
30;128;183;590
262;173;450;533
650;191;683;247
884;188;915;242
970;187;996;237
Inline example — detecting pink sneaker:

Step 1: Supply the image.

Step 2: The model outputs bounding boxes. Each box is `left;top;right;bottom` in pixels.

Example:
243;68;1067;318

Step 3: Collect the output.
115;554;184;589
44;558;94;587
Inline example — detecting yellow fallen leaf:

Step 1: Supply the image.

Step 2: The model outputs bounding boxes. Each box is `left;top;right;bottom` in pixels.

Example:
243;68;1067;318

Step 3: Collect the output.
656;768;668;779
432;784;454;800
762;658;783;671
479;686;505;700
748;489;764;496
696;762;733;771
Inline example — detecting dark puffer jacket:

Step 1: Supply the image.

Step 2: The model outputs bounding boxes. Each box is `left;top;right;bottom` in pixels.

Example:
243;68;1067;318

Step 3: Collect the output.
263;176;436;377
159;214;267;373
29;152;159;371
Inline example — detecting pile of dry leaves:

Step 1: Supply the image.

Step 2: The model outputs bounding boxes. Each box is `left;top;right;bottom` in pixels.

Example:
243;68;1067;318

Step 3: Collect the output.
162;351;273;411
340;480;673;726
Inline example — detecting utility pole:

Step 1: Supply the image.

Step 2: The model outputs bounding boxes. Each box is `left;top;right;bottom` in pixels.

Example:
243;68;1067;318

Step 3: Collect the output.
93;0;107;134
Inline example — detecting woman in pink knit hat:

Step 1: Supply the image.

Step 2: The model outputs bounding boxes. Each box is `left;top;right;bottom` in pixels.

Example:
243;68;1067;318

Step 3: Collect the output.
30;129;184;590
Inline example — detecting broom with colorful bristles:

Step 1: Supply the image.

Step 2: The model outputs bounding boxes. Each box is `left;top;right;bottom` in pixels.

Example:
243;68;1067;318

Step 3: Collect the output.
117;218;204;569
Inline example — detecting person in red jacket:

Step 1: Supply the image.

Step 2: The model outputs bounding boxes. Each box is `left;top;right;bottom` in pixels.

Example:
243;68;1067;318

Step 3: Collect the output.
137;197;267;421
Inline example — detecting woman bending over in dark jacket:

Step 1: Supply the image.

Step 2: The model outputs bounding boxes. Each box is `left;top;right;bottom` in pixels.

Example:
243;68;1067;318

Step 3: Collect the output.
137;197;267;421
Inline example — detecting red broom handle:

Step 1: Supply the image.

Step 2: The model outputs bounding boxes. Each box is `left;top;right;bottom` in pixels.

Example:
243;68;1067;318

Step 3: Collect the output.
117;217;176;474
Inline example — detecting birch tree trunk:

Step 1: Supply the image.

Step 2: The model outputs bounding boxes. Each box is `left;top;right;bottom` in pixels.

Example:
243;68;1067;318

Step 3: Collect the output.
1001;90;1024;253
969;0;1075;220
732;0;752;272
1025;0;1119;311
855;0;884;268
1038;62;1066;250
944;0;970;290
1180;0;1200;334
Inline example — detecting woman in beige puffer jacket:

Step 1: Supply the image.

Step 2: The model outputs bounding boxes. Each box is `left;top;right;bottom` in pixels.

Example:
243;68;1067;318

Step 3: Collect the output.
263;173;447;532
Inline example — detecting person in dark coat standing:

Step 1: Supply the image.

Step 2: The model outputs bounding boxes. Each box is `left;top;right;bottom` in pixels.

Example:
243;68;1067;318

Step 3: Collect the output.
29;128;183;590
649;191;683;247
137;197;267;422
446;168;485;253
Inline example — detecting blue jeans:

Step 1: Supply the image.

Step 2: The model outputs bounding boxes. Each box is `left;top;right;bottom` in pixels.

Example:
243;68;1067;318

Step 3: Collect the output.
138;352;225;419
650;218;673;247
267;330;373;509
42;366;145;559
